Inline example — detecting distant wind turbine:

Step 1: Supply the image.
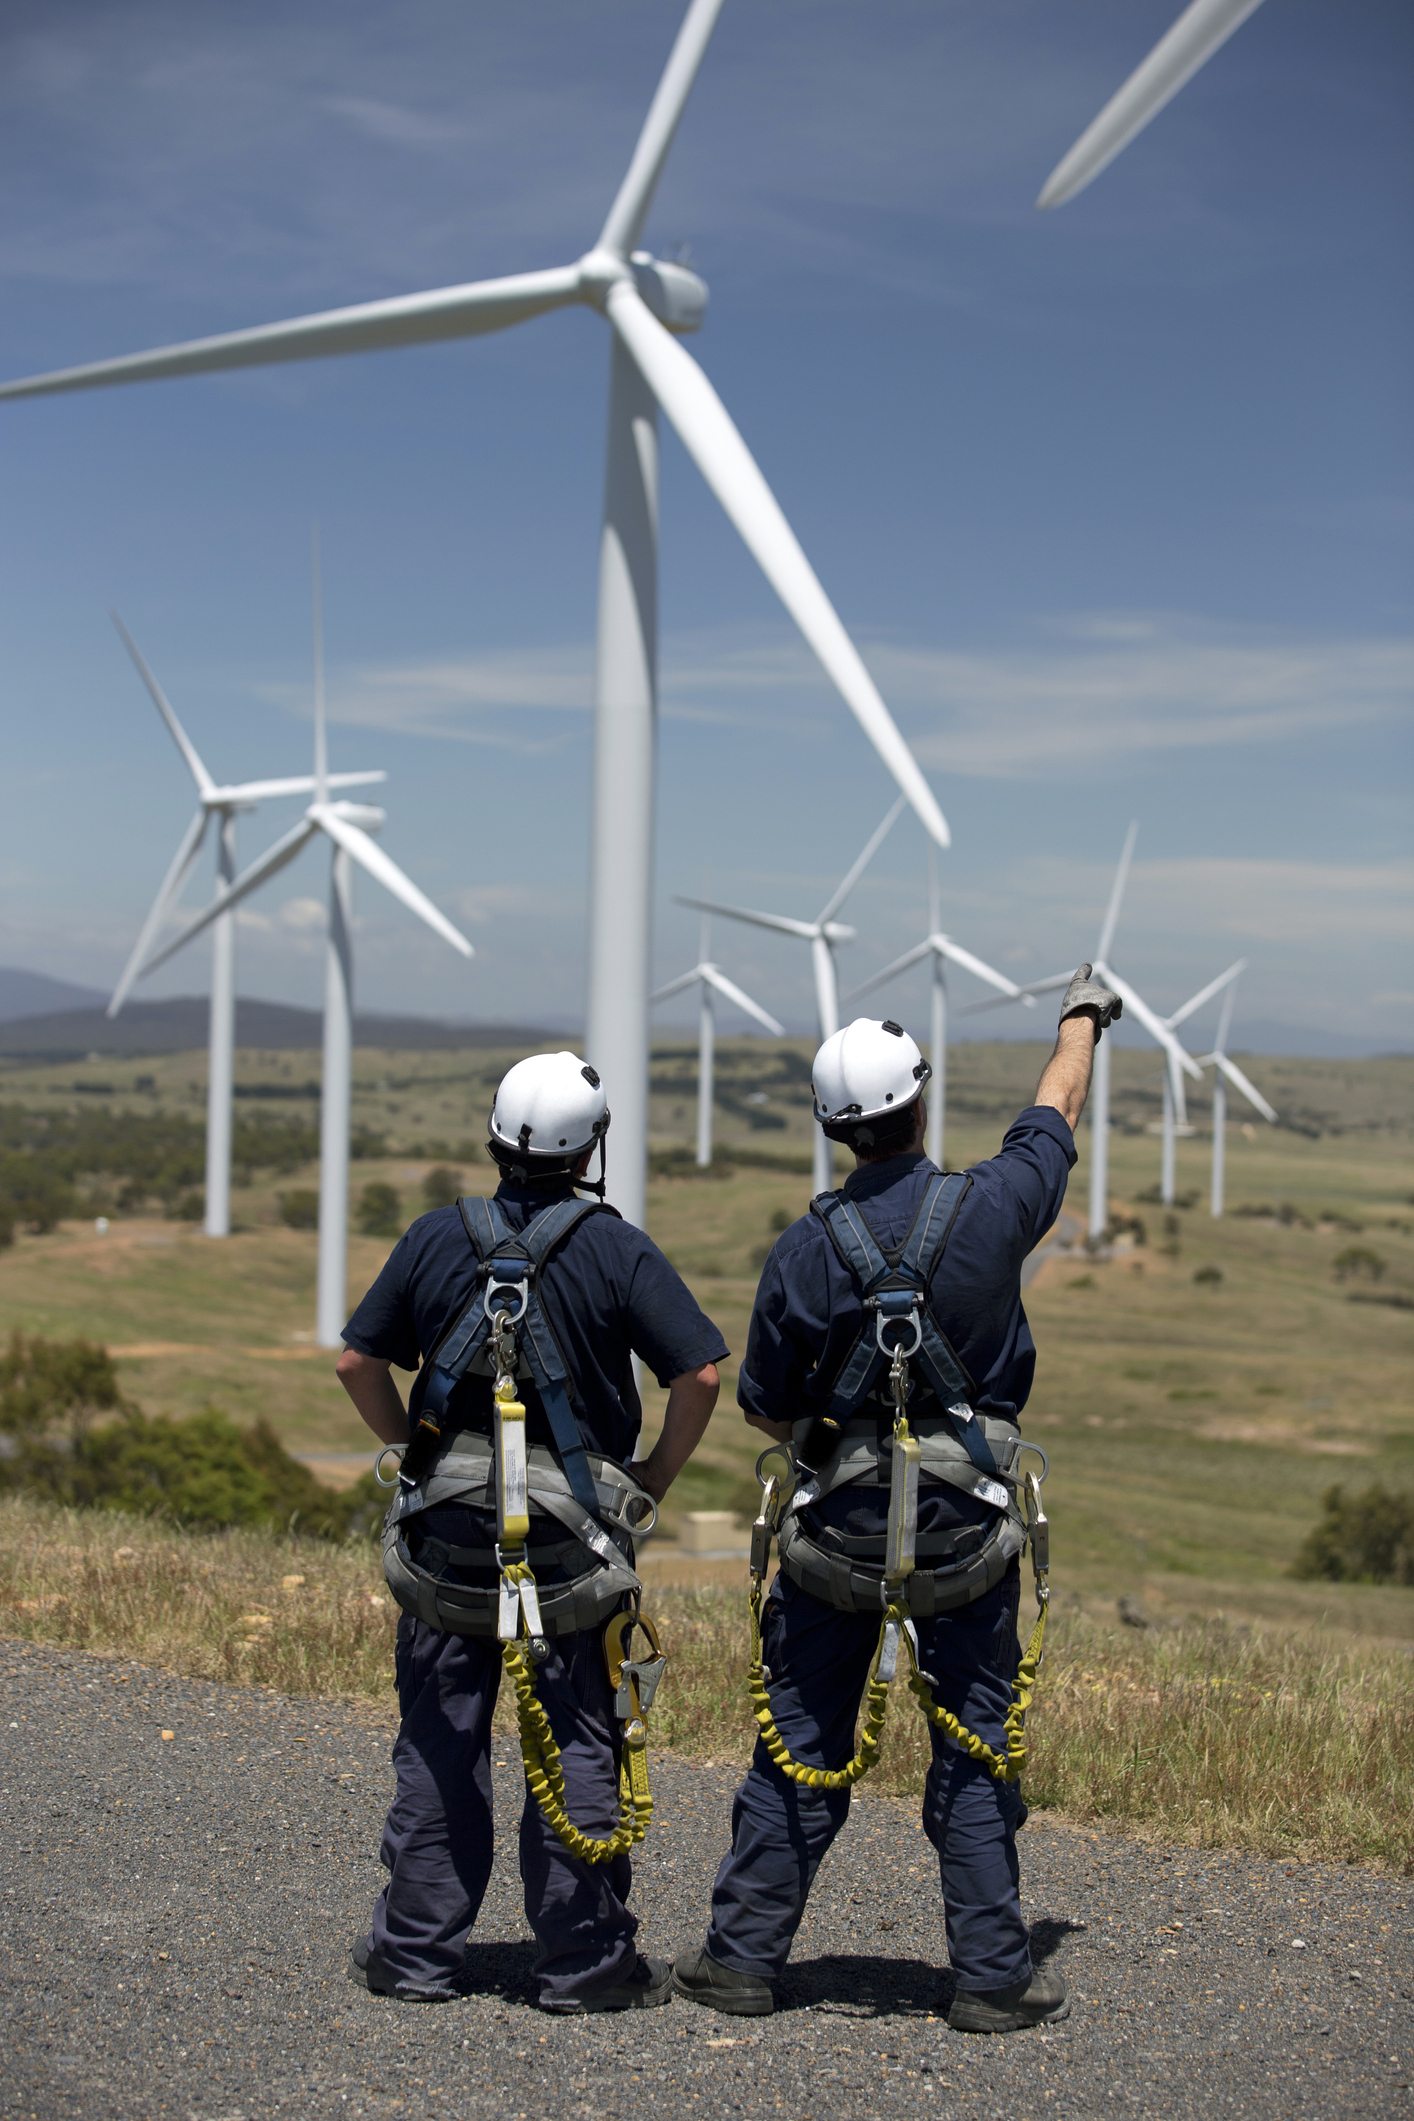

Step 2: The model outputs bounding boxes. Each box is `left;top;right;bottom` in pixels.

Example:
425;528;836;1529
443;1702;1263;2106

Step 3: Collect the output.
844;847;1031;1172
652;915;783;1168
677;796;908;1193
106;610;384;1241
140;538;474;1345
1158;959;1247;1207
1197;974;1277;1217
1038;0;1268;210
0;0;949;1235
960;824;1203;1241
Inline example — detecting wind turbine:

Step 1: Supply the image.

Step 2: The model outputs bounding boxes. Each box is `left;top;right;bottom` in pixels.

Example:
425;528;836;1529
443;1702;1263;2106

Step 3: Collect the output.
1156;959;1247;1208
1038;0;1268;210
1197;975;1277;1216
138;542;475;1346
677;796;907;1194
105;611;384;1241
652;915;784;1168
957;824;1203;1241
0;0;949;1236
844;847;1032;1172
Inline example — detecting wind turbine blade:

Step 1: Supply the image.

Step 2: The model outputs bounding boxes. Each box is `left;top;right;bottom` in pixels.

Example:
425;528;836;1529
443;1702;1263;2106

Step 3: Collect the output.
312;808;473;958
956;971;1075;1017
1099;963;1203;1082
934;938;1022;998
817;795;908;926
597;0;727;257
1213;977;1238;1058
674;895;821;942
1037;0;1267;210
1096;821;1138;965
140;817;322;973
214;770;387;803
1214;1052;1277;1124
843;938;935;1003
701;966;784;1036
110;610;216;797
107;808;210;1015
607;282;950;849
651;968;704;1003
0;269;585;402
1166;958;1247;1031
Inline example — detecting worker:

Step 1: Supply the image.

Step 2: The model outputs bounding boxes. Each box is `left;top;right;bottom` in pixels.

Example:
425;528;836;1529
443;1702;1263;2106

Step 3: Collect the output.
336;1051;727;2012
674;969;1120;2031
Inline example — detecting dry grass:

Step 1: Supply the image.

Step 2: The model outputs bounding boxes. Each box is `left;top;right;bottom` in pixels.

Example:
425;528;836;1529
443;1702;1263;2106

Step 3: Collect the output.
5;1498;1410;1873
0;1494;398;1702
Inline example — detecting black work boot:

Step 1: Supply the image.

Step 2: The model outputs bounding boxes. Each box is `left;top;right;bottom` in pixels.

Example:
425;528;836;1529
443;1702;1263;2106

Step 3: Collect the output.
348;1936;461;2003
540;1954;674;2015
948;1963;1069;2034
672;1944;775;2017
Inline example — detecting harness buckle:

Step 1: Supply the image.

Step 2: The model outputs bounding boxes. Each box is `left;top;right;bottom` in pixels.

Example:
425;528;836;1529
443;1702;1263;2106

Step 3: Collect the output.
372;1444;404;1490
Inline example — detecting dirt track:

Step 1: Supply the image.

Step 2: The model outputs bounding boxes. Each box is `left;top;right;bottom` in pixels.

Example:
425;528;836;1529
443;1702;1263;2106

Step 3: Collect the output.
2;1636;1410;2119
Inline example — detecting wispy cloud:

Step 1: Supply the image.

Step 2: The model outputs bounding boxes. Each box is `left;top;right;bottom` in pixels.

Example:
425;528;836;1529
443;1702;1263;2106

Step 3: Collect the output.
284;612;1413;778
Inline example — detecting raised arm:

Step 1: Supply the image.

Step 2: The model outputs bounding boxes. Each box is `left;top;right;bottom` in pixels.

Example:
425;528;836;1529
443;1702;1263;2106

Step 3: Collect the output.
1034;964;1122;1132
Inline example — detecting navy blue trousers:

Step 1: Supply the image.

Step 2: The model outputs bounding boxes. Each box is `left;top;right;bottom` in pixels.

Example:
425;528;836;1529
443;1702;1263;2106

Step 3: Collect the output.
705;1564;1031;1993
367;1615;638;2003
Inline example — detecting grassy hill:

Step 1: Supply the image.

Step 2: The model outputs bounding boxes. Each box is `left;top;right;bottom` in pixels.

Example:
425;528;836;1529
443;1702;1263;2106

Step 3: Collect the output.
0;1040;1409;1645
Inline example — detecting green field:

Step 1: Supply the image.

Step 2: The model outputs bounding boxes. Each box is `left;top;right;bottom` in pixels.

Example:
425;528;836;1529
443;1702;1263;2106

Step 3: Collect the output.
1;1038;1410;1645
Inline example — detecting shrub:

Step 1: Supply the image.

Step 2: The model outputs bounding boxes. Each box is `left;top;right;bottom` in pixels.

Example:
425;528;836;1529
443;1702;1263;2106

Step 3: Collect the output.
422;1165;463;1212
0;1152;77;1234
280;1189;319;1231
1333;1245;1385;1283
0;1333;383;1542
1293;1483;1414;1585
356;1182;402;1238
174;1190;204;1222
1193;1264;1223;1286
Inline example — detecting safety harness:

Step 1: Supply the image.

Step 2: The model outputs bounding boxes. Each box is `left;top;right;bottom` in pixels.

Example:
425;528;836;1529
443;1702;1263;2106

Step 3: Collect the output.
746;1169;1051;1788
377;1194;666;1863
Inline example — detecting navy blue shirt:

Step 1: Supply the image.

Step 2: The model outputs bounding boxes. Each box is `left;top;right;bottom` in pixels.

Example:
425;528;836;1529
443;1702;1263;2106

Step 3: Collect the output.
343;1179;730;1467
740;1106;1075;1543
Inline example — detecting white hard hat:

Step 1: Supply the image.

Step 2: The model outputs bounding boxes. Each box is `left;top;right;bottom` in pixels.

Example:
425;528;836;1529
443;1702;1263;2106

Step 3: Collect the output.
489;1051;610;1167
812;1018;931;1140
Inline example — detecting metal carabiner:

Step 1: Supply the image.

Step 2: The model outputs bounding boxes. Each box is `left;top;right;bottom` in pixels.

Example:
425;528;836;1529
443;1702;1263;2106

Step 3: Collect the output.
373;1444;404;1489
1014;1441;1050;1487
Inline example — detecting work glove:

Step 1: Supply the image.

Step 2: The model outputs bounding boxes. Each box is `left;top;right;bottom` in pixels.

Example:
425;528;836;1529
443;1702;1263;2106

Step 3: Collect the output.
1059;963;1122;1040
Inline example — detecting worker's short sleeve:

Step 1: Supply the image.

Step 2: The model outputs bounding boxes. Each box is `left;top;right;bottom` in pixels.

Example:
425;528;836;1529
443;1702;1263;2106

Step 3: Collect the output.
342;1234;422;1372
737;1239;825;1427
621;1229;730;1388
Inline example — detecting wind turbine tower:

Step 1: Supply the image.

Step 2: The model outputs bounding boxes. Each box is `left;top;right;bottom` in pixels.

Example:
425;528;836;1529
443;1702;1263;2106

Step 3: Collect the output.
652;915;784;1168
141;541;475;1345
106;611;383;1239
0;0;949;1235
678;797;907;1194
1200;976;1277;1215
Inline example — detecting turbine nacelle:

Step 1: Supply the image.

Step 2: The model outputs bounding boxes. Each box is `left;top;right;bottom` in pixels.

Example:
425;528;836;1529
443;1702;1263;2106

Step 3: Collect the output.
320;800;386;832
576;247;708;335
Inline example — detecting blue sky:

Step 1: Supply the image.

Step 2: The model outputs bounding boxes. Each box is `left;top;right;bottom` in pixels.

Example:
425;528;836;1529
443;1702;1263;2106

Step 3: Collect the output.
1;0;1409;1056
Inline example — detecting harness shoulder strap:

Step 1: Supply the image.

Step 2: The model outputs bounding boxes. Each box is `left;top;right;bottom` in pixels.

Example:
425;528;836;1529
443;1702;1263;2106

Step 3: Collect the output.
811;1188;893;1293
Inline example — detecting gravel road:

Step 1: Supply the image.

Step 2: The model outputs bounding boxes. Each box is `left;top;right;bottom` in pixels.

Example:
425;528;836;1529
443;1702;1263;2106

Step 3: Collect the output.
3;1636;1410;2120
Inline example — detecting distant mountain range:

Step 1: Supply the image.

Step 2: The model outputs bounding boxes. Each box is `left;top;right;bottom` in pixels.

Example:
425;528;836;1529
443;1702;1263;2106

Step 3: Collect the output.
0;968;108;1023
0;970;550;1056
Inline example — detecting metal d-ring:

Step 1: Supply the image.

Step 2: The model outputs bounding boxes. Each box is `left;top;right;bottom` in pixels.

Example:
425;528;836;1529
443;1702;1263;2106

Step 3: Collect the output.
373;1444;404;1489
875;1310;923;1359
1014;1441;1050;1486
